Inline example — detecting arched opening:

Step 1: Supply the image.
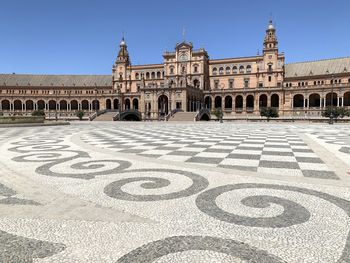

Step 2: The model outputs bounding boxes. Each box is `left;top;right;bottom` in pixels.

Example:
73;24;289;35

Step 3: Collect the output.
214;96;222;109
193;79;200;88
146;72;150;79
293;94;304;108
158;95;168;116
1;100;10;110
121;113;141;121
59;100;68;111
235;96;243;109
106;99;111;110
71;100;78;110
271;94;279;108
48;100;56;110
259;94;267;108
14;100;22;111
92;100;100;111
204;96;212;109
326;92;338;106
246;95;254;109
81;100;89;110
156;71;161;78
124;99;131;110
151;72;155;79
113;99;119;110
224;96;232;109
132;98;139;110
309;94;320;107
25;100;34;111
199;113;210;121
37;100;45;110
344;92;350;106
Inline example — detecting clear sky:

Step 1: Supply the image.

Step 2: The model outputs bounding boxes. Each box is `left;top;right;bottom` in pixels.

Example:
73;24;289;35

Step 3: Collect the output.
1;0;349;74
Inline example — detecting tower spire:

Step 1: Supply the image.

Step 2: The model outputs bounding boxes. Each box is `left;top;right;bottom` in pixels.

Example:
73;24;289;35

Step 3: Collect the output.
263;19;278;52
116;35;130;66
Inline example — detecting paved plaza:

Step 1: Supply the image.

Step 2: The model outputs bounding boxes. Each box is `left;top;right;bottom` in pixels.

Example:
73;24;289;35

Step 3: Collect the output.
0;122;350;262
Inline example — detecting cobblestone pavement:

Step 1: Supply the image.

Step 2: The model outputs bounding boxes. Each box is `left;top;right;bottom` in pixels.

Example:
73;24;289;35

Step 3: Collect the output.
0;122;350;262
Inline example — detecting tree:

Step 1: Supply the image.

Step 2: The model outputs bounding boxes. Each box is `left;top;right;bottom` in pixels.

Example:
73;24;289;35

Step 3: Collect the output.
76;110;85;121
211;108;223;121
260;107;279;122
322;107;349;121
32;110;45;116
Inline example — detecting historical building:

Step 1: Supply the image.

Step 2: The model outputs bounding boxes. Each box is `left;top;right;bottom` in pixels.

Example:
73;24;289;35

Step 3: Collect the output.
1;20;350;120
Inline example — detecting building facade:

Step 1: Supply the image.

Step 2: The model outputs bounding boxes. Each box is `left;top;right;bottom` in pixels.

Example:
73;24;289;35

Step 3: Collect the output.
1;20;350;120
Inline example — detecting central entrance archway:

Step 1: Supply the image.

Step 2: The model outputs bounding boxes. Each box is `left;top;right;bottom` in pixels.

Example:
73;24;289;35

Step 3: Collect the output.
158;95;169;116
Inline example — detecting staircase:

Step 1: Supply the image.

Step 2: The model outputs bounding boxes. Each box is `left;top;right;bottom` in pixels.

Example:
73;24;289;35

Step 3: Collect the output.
168;112;197;122
93;111;117;121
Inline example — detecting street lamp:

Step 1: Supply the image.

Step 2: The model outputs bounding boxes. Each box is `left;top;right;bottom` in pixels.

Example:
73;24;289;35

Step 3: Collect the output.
329;74;335;125
94;85;98;116
50;86;58;121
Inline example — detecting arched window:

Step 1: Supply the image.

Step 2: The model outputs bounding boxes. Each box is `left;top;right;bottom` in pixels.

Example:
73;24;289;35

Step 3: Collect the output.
156;71;161;78
193;65;198;73
219;67;224;75
212;67;217;75
225;66;231;74
146;72;150;79
151;72;155;79
232;66;238;74
37;100;45;110
135;73;140;80
224;96;232;109
169;67;174;75
246;65;252;73
71;100;78;110
239;65;245;73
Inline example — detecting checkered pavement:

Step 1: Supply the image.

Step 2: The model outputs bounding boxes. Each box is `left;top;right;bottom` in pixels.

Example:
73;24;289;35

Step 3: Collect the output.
81;125;338;179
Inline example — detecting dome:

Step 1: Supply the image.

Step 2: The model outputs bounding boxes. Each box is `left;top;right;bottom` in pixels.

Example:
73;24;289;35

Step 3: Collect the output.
120;37;126;46
268;20;274;30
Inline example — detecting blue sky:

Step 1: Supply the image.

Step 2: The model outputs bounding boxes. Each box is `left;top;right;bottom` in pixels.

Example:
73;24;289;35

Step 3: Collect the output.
1;0;349;74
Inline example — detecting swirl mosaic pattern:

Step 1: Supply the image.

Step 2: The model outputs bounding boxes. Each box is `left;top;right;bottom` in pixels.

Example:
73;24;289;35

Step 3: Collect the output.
3;123;350;262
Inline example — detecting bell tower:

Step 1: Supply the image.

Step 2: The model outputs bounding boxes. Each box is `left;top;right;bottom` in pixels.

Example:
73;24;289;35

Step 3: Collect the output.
112;37;131;93
263;20;278;53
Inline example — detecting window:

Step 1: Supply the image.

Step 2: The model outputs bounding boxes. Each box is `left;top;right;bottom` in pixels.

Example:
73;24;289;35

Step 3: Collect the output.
214;80;219;89
229;79;234;89
194;66;198;73
137;85;140;92
348;78;350;83
259;83;263;88
212;67;217;75
269;76;272;82
268;64;273;72
226;67;231;74
314;81;316;85
146;72;150;79
244;78;249;88
277;82;281;87
246;65;252;73
239;66;245;73
135;73;140;80
169;67;174;75
151;72;155;79
219;67;224;75
232;66;238;74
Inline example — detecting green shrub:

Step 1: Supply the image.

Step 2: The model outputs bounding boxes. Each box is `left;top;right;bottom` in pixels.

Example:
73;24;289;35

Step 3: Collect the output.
322;107;350;120
260;107;279;122
211;108;223;121
76;110;85;121
32;110;46;116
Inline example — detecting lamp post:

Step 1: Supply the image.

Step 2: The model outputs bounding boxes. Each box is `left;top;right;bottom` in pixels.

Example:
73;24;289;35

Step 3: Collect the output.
329;74;335;125
50;87;58;121
94;85;98;116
